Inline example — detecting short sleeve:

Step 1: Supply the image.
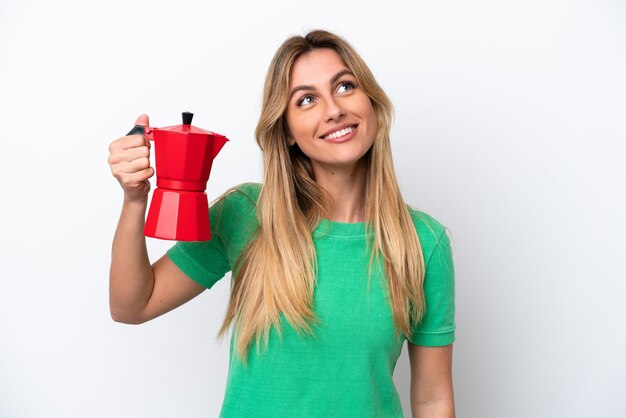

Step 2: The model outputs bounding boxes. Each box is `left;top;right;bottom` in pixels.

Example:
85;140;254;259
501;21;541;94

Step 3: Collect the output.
166;196;231;289
409;228;456;346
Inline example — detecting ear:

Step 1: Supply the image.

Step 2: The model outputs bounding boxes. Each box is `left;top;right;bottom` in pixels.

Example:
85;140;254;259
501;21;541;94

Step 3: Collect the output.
282;117;296;146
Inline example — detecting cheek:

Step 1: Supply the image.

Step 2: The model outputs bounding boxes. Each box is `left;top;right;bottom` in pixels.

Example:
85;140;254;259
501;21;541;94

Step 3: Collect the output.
287;113;317;144
361;101;378;138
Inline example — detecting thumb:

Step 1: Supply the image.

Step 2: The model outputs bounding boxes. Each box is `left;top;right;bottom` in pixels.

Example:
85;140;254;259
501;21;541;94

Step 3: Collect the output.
135;114;150;127
132;114;151;148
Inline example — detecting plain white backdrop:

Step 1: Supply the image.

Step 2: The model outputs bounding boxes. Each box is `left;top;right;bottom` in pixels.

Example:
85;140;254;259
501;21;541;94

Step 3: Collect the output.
1;0;624;417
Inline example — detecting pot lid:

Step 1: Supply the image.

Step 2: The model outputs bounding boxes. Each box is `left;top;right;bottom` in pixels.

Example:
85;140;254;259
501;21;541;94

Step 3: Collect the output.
157;112;215;135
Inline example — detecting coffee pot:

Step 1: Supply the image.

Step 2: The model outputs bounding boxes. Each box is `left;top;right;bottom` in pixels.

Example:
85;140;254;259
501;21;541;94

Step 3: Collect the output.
127;112;228;241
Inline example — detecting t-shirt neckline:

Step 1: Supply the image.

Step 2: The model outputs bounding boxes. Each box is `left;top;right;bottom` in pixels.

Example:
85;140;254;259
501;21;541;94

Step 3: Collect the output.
314;218;368;238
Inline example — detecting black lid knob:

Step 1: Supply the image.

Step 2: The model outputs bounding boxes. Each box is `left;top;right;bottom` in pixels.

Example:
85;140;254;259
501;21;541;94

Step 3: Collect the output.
182;111;193;125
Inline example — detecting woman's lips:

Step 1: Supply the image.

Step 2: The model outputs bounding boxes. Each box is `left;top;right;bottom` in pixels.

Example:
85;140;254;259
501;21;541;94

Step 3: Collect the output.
320;124;358;142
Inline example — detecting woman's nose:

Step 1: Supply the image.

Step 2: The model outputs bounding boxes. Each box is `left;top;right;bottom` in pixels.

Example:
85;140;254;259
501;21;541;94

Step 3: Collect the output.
324;98;346;122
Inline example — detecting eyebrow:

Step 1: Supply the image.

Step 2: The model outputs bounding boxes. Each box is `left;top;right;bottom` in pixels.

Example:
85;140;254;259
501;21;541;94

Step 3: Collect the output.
289;69;355;100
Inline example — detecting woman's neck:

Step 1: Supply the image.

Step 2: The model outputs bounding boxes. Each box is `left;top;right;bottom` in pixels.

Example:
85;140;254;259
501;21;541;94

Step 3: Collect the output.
312;159;367;223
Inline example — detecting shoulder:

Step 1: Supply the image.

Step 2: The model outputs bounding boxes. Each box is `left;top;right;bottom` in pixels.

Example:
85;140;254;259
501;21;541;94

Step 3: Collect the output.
210;183;261;233
232;182;262;200
209;183;261;246
406;206;451;264
406;206;447;241
213;182;262;213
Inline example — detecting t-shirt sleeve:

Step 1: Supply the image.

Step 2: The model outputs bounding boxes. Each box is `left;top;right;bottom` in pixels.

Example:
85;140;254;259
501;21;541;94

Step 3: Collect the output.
409;227;456;346
166;196;232;289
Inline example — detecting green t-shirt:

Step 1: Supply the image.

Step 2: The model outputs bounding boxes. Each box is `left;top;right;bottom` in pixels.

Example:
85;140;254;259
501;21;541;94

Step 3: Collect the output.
167;182;455;418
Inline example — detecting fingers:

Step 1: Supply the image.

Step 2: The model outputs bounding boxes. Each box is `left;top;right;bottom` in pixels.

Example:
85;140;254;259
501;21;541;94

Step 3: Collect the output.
109;150;152;178
133;114;152;148
117;157;151;174
108;114;155;201
112;135;138;149
108;144;150;164
108;114;154;191
135;114;150;127
110;132;149;151
116;167;155;188
130;167;154;183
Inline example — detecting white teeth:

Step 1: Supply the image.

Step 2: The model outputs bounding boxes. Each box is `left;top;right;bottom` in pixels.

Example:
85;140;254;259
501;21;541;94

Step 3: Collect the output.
323;126;354;140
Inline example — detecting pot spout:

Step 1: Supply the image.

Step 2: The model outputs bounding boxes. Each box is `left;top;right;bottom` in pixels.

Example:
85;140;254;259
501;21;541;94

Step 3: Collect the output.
209;133;229;159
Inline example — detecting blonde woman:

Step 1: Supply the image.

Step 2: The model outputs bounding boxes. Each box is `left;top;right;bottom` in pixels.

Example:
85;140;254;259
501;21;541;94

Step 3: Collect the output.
108;30;456;418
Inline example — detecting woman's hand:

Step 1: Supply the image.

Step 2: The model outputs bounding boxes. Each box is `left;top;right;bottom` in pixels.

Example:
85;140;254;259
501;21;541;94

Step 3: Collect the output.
108;114;154;203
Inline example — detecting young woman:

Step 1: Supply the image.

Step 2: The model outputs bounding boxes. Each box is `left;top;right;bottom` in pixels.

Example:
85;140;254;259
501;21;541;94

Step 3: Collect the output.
108;30;455;418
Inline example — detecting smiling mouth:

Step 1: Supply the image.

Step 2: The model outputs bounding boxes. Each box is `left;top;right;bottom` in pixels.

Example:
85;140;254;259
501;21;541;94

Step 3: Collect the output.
321;125;358;140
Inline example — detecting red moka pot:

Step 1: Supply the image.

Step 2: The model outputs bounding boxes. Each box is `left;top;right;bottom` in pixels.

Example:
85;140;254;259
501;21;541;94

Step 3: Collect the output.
128;112;228;241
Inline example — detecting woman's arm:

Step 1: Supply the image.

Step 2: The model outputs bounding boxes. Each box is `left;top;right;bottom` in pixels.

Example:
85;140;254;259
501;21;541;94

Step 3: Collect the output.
109;199;206;324
108;114;206;324
408;343;455;418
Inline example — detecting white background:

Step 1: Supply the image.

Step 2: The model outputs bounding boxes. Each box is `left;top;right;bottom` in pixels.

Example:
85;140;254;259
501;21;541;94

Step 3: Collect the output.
1;0;624;417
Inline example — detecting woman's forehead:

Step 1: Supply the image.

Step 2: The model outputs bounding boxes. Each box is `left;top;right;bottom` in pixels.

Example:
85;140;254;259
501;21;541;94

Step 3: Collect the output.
290;49;350;87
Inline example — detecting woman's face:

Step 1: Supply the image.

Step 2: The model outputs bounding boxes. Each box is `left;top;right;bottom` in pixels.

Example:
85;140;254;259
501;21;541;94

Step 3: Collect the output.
285;48;377;172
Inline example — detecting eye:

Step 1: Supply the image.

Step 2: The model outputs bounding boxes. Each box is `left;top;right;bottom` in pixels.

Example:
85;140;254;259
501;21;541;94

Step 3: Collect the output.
337;81;356;94
297;95;315;107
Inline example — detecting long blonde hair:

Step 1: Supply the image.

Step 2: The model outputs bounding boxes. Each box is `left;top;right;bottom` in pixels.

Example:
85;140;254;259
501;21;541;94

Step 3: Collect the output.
217;30;425;364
